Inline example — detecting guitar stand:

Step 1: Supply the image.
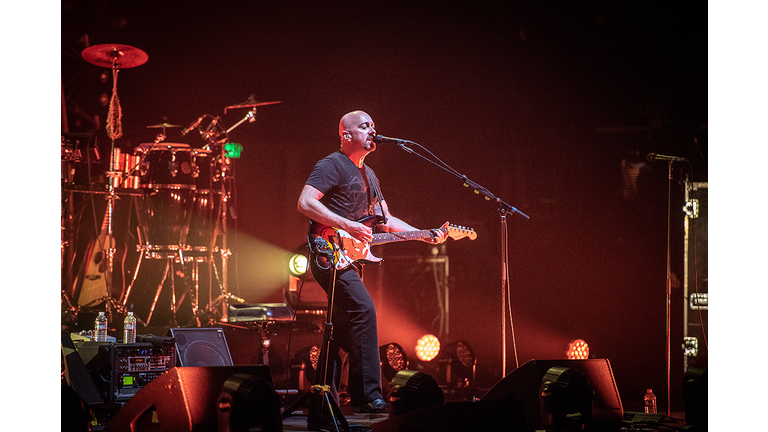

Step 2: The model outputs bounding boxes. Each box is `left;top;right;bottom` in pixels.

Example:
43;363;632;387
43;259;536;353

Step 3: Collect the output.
282;243;356;432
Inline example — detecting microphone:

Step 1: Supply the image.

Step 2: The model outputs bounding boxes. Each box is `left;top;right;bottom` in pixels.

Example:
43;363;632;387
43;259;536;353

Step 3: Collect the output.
180;115;205;136
373;134;411;145
646;153;687;162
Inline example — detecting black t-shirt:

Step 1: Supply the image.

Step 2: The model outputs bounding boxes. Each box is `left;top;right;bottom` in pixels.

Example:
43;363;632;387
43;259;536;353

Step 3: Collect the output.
305;151;384;223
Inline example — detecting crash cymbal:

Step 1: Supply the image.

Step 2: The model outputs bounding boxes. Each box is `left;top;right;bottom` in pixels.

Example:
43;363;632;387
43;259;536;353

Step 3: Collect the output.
81;44;149;69
146;122;182;129
224;95;281;113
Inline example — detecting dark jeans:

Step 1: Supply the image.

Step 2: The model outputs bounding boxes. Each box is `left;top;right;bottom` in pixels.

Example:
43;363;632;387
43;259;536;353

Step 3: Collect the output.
310;257;383;407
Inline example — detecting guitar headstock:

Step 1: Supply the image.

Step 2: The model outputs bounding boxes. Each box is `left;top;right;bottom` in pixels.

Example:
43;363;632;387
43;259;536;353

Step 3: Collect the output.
444;224;478;241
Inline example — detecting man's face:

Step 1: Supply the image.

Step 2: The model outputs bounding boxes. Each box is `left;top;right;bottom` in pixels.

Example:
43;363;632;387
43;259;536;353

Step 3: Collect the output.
347;113;377;151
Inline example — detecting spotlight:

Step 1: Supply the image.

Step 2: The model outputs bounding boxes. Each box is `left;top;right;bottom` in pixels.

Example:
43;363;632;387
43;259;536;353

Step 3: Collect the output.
379;342;409;383
415;334;441;362
566;339;589;360
438;341;476;388
539;366;593;432
388;370;444;415
288;253;309;276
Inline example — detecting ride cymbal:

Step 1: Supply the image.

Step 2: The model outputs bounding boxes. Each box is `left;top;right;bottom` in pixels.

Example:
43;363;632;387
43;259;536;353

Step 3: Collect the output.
224;95;281;113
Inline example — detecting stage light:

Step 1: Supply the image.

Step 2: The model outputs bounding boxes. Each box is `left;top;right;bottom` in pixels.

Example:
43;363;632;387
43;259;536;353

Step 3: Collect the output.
566;339;589;360
380;342;409;383
539;366;593;432
288;253;308;276
415;334;440;362
438;341;476;388
388;370;444;415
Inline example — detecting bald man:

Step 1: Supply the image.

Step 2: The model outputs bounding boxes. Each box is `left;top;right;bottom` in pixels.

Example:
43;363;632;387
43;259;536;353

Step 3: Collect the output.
297;110;446;425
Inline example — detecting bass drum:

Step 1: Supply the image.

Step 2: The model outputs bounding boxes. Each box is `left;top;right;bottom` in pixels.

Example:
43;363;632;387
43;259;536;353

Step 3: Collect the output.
134;187;196;253
133;143;198;253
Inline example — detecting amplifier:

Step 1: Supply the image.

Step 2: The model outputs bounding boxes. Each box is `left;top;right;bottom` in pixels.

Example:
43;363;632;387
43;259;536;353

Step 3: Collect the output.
110;343;176;402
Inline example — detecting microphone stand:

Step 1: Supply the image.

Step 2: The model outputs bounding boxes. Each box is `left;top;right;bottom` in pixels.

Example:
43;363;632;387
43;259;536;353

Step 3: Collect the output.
648;153;686;417
664;160;674;417
282;245;350;432
382;139;529;378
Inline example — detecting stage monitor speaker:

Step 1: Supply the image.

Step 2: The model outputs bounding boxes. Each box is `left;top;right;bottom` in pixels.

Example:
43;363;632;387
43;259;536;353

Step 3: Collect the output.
104;366;281;432
170;327;233;367
481;359;623;432
372;399;526;432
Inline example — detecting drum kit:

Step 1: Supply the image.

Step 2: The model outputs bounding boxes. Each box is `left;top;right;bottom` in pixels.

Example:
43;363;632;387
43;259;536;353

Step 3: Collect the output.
61;43;280;328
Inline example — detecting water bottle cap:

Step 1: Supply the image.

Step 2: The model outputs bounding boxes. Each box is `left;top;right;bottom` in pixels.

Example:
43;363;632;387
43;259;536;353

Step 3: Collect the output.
647;389;653;392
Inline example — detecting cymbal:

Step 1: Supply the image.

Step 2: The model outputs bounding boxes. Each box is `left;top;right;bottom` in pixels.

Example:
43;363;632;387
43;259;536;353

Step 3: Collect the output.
81;44;149;69
224;95;281;113
146;123;181;129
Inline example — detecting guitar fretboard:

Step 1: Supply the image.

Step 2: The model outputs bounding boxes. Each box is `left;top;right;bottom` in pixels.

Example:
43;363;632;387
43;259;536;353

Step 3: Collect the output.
371;229;434;245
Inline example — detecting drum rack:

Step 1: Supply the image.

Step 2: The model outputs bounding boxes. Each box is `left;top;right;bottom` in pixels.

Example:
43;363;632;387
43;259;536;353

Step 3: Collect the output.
61;43;279;329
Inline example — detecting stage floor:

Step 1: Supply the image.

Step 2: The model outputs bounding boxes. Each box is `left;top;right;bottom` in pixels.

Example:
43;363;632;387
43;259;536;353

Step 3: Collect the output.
278;405;691;432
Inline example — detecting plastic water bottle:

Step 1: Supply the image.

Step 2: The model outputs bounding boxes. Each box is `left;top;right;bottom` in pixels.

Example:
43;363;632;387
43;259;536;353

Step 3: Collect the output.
644;389;657;414
94;312;108;342
123;312;137;344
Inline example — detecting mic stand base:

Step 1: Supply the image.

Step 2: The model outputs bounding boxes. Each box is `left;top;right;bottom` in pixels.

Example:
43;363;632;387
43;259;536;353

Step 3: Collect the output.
282;259;353;432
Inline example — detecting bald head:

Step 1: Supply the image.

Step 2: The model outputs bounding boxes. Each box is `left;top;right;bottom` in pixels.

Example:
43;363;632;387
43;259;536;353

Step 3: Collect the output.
339;110;372;139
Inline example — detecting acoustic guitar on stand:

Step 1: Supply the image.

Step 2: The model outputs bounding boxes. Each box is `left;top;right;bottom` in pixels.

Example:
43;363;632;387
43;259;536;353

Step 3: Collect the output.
310;215;477;271
75;207;126;307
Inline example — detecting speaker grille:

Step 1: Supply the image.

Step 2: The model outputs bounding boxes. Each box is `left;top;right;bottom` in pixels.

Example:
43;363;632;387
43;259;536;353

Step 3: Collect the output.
170;328;233;367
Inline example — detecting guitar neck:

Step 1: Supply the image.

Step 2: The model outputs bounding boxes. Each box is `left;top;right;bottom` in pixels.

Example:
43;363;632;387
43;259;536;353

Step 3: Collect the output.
371;229;434;246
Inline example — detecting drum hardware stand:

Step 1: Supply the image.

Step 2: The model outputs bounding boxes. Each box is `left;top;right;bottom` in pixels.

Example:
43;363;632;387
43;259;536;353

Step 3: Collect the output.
185;106;267;322
282;239;351;432
77;44;148;327
142;248;192;327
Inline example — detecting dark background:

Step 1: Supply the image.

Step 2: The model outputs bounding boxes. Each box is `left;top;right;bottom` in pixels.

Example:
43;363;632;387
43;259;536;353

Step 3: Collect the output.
61;0;707;412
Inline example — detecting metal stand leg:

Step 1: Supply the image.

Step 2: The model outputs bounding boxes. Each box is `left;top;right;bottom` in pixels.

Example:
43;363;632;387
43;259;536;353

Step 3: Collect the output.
282;245;351;432
145;258;170;326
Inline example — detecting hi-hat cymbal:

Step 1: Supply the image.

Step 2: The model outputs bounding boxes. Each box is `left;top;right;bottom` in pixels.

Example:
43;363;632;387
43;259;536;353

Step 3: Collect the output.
146;123;181;129
82;44;149;69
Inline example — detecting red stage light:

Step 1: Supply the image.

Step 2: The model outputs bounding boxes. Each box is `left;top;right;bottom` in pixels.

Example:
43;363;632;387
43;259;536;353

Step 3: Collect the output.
566;339;589;360
415;334;441;362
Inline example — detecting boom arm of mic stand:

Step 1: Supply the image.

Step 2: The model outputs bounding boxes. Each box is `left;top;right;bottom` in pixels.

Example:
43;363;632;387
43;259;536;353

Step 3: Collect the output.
389;141;529;219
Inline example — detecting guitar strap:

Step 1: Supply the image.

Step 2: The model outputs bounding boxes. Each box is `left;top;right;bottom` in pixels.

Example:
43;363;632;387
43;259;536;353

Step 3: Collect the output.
364;165;387;226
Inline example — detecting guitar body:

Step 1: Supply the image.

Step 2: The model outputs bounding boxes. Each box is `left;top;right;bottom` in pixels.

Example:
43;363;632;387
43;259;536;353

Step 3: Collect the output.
309;215;384;271
308;216;476;272
335;230;383;266
75;212;126;307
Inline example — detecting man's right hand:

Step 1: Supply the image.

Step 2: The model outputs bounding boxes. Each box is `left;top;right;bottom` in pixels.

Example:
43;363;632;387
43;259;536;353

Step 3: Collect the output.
344;220;373;243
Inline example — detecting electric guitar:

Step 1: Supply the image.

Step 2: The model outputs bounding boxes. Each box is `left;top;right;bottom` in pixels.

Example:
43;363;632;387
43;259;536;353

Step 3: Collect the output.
309;215;477;271
75;208;125;307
